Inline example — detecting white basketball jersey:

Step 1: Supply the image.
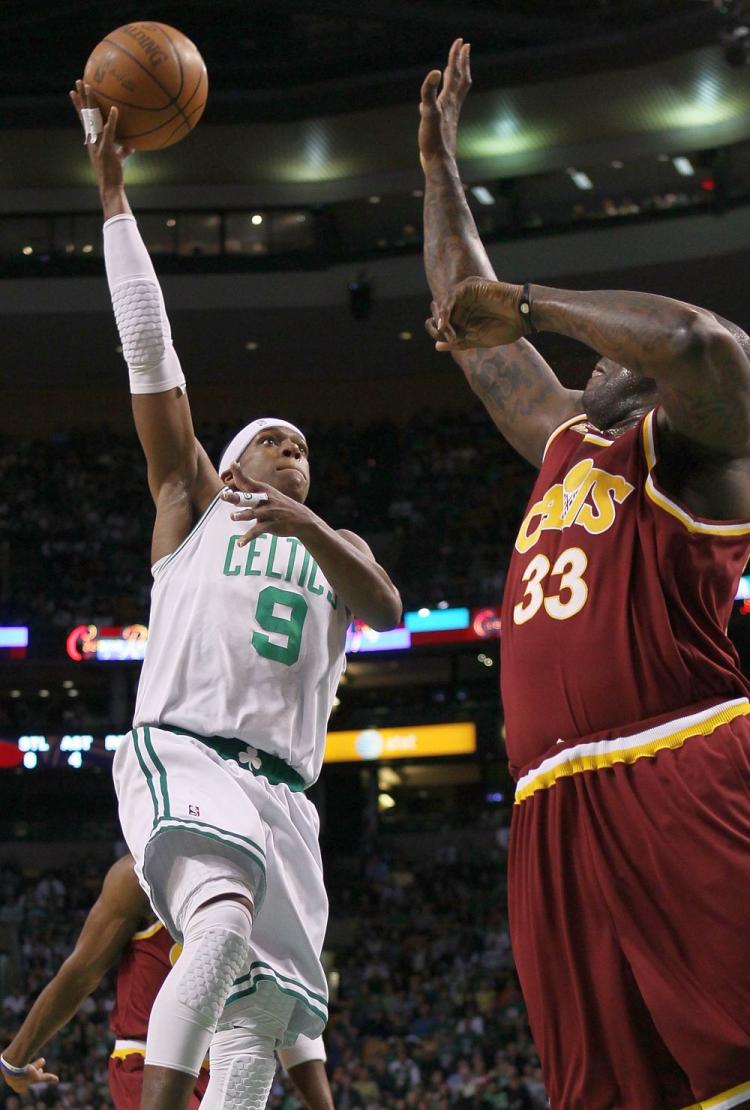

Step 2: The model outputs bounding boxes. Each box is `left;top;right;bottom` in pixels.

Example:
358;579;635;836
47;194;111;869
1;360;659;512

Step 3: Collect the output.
134;493;349;785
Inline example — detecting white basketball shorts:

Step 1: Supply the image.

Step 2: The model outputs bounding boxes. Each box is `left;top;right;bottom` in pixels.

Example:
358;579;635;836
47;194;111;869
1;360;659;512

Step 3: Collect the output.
113;725;328;1045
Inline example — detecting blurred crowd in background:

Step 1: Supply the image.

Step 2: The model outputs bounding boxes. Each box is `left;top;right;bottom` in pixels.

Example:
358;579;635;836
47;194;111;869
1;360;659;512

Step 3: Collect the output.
0;410;534;631
0;833;544;1109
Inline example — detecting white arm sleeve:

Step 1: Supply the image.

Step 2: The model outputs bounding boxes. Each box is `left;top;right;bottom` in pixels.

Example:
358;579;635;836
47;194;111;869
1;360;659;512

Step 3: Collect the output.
103;213;186;395
276;1034;326;1070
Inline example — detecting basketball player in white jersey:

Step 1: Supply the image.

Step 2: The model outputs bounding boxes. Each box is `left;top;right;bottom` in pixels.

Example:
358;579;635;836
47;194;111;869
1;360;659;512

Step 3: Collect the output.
69;82;402;1110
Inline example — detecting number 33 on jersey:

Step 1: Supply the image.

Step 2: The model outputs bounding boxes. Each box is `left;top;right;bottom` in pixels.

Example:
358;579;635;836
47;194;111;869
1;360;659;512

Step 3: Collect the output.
500;411;750;770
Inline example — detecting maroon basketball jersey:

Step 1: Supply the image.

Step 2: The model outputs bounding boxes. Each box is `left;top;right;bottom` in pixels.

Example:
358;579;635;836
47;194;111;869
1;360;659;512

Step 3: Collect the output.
500;409;750;773
110;921;178;1039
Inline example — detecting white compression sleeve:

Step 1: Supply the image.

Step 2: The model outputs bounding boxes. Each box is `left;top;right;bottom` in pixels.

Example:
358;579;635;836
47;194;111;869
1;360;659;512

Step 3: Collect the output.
103;213;186;395
144;901;252;1077
277;1034;326;1070
202;1028;277;1110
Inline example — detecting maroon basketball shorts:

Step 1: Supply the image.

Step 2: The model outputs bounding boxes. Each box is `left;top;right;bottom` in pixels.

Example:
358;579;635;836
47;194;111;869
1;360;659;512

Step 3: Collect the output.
108;1049;209;1108
508;696;750;1110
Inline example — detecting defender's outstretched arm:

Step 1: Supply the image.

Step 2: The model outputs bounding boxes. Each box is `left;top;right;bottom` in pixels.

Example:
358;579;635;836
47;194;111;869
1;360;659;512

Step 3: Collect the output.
419;40;581;467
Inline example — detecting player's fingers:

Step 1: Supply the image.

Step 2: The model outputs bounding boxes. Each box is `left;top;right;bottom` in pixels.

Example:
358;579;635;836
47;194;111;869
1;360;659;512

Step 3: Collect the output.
459;43;472;91
435;338;469;353
445;37;463;84
229;502;270;521
39;1075;59;1084
237;520;276;547
101;106;118;144
420;70;441;107
425;316;439;340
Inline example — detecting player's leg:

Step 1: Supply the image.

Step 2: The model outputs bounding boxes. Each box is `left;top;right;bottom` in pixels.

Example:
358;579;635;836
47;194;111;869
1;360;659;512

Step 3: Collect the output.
140;895;254;1110
108;1052;147;1109
586;712;750;1107
509;784;694;1109
112;728;269;1110
200;1026;278;1110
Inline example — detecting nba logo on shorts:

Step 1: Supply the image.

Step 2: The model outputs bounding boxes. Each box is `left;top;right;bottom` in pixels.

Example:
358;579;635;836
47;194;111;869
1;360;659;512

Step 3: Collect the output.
188;804;200;817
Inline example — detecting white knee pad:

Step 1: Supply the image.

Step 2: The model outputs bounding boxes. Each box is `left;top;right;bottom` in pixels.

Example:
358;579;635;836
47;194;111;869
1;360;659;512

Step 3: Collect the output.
201;1027;277;1110
145;900;252;1077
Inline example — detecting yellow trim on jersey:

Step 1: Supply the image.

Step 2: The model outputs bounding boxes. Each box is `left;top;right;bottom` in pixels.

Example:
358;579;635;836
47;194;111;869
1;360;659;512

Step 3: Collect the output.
514;698;750;805
679;1079;750;1110
642;411;750;537
130;921;163;942
582;432;613;448
542;413;587;461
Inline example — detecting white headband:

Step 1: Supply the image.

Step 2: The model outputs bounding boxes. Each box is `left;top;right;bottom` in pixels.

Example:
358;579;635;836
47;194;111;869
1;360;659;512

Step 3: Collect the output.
218;417;306;475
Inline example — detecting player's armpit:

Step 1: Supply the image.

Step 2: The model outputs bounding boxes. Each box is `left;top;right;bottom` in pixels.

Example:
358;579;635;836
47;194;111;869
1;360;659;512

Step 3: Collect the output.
453;343;583;468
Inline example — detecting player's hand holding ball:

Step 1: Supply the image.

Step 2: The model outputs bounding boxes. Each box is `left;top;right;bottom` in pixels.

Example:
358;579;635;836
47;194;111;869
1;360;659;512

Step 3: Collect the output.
221;465;321;547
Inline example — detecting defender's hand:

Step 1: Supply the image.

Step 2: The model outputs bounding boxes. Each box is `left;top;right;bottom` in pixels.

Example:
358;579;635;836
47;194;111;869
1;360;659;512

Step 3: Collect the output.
1;1057;59;1094
419;38;472;170
434;277;527;351
69;80;133;191
221;464;319;545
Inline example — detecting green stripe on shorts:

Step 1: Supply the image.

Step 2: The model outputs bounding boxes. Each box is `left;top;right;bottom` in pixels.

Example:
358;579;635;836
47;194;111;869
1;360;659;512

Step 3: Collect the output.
153;817;267;879
232;961;328;1007
142;726;170;819
225;966;328;1021
132;729;160;827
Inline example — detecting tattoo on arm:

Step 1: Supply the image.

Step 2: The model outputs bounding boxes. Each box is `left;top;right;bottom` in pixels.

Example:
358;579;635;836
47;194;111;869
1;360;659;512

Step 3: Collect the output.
423;161;496;303
460;345;581;465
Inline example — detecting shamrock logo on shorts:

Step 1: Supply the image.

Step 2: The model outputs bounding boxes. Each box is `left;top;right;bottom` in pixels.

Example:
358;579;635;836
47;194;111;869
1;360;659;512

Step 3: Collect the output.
238;745;263;772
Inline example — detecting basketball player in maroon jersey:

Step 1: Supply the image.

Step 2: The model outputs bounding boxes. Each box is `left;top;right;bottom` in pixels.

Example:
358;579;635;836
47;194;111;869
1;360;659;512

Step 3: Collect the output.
0;855;334;1110
419;40;750;1110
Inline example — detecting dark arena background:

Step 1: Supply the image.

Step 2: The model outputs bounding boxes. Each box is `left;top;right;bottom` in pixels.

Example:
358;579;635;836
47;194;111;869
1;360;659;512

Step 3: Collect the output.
1;1;750;1107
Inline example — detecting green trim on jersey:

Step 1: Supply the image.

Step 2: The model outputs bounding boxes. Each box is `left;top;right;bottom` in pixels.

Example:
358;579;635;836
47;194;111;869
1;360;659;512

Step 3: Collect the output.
154;723;307;792
155;491;222;576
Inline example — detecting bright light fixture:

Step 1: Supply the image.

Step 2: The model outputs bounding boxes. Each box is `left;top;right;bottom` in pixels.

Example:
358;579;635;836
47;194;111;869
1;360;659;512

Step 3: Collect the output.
470;185;495;205
672;156;695;177
251;214;263;226
567;168;594;191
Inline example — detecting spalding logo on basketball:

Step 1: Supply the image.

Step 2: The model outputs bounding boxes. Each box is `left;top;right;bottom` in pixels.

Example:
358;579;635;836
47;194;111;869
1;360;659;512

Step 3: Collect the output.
83;22;208;150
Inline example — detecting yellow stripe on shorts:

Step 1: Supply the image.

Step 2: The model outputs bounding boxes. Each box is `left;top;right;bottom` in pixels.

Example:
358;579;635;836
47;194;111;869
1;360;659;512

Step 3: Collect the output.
680;1078;750;1110
514;698;750;805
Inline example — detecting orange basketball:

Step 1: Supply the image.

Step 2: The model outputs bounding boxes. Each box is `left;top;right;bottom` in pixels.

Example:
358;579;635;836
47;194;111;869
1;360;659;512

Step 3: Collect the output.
83;22;208;151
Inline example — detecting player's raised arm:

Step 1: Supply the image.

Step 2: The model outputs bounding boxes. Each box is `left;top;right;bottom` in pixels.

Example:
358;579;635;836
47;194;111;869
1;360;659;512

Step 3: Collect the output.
419;40;581;467
0;856;147;1096
437;277;750;462
69;81;222;563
